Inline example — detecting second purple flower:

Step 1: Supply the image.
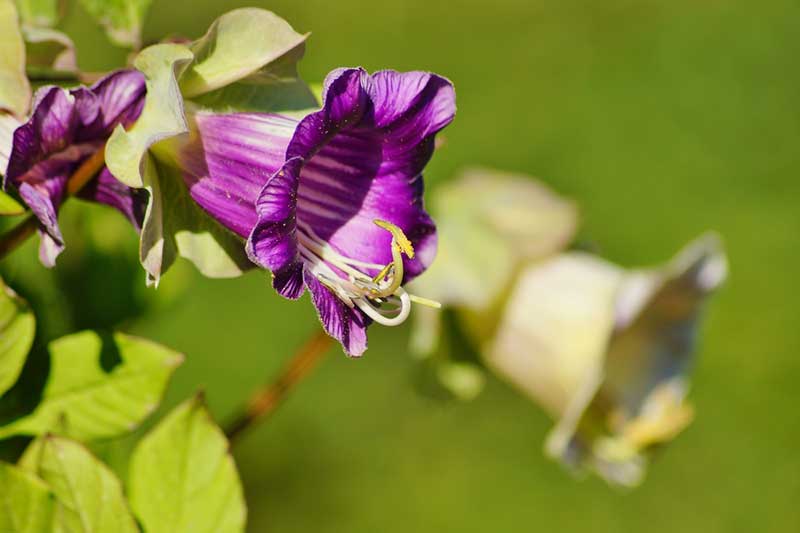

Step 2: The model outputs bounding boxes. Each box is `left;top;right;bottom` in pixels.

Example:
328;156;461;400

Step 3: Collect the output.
2;70;148;265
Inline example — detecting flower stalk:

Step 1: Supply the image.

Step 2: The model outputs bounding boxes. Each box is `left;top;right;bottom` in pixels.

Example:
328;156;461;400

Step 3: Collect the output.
225;329;334;443
0;214;37;260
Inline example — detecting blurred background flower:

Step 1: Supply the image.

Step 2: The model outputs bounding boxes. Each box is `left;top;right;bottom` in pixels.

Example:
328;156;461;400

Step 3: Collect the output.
411;166;727;487
488;233;726;486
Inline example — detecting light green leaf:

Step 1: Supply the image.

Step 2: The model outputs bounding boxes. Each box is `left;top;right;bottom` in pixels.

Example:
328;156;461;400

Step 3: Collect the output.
129;395;246;533
0;111;21;180
190;43;318;117
138;154;252;286
22;25;77;75
0;190;25;215
106;43;193;189
0;277;35;397
14;0;61;27
20;436;137;532
77;0;152;49
0;461;55;533
0;0;31;117
179;8;309;98
0;330;183;441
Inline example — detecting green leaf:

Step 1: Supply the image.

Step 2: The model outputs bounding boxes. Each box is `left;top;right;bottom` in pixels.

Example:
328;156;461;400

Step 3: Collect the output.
20;436;137;532
22;25;76;74
190;43;318;117
0;190;25;216
137;154;253;286
0;277;35;397
77;0;152;49
128;395;246;533
0;0;31;117
106;43;194;189
0;330;183;441
179;8;309;98
13;0;61;27
180;8;317;116
0;461;54;532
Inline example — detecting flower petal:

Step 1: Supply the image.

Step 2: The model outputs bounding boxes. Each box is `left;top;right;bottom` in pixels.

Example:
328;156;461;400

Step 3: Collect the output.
283;68;452;280
37;229;64;268
603;233;727;411
185;112;296;238
304;269;369;356
78;168;149;230
18;180;64;246
246;157;303;298
18;179;66;267
8;143;96;249
487;252;623;418
6;87;78;175
368;70;456;135
83;70;146;136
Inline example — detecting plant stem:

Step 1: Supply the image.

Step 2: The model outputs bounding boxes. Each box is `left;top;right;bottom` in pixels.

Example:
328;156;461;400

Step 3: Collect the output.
65;147;106;195
0;144;107;261
225;329;334;443
0;215;37;260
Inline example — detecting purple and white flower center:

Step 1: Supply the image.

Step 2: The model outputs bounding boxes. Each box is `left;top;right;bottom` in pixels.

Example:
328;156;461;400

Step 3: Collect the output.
296;219;420;326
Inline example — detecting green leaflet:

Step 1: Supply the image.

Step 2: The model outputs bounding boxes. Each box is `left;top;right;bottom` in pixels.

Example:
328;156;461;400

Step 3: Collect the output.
0;330;183;441
13;0;61;28
128;395;246;533
20;436;137;532
0;277;35;397
106;43;193;189
77;0;152;49
180;7;309;98
0;190;25;216
189;43;319;116
0;461;54;533
184;10;318;118
22;25;77;75
0;0;31;117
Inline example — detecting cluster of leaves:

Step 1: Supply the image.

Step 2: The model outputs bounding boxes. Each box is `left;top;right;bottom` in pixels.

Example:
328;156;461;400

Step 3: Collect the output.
0;277;246;532
0;1;325;530
1;0;151;118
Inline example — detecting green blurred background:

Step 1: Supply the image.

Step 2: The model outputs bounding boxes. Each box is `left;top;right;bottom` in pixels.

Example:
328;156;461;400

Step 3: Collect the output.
2;0;799;531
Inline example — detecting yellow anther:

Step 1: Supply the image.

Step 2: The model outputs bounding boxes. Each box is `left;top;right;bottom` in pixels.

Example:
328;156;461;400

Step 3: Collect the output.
368;219;416;298
374;219;415;258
